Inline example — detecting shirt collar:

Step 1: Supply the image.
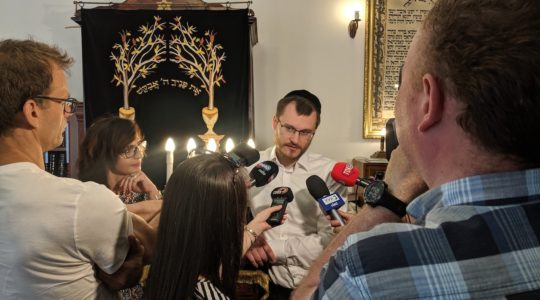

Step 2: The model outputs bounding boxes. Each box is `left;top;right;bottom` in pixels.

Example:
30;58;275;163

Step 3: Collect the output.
407;167;540;221
269;146;309;172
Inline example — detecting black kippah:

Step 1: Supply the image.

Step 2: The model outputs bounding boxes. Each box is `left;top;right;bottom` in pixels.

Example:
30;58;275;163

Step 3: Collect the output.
284;89;321;115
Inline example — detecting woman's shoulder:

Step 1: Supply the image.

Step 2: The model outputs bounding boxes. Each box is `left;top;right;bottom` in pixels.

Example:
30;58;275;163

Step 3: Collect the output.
193;278;230;300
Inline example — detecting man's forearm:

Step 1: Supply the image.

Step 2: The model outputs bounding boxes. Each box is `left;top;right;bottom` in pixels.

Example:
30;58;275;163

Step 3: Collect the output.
294;206;400;299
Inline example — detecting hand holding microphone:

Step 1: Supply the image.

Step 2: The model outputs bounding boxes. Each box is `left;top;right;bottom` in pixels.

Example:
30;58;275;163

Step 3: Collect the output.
306;175;346;226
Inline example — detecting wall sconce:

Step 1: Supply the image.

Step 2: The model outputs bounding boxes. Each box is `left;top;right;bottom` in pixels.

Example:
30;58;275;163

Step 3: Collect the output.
348;10;361;38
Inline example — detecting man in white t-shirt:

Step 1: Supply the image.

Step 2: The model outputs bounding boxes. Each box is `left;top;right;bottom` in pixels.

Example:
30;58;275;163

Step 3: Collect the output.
245;90;347;299
0;39;151;299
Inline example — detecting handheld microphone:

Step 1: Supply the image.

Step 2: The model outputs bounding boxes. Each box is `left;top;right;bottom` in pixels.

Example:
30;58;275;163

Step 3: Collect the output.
266;186;294;227
248;161;279;188
331;162;372;188
224;143;260;167
306;175;346;226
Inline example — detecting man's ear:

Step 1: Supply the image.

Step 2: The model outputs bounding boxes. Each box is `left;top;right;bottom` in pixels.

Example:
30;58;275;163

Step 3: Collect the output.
418;74;444;132
20;100;41;129
272;115;278;130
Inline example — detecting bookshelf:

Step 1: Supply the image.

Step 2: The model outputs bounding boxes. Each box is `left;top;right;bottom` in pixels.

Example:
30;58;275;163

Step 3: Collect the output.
43;105;85;178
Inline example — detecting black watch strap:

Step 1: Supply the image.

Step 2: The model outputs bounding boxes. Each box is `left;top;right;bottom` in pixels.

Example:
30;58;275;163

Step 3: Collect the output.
378;189;407;218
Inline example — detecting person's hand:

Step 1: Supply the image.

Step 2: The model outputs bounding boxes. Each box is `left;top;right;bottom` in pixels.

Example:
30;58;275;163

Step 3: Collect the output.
244;236;276;267
326;210;355;233
246;205;285;236
96;235;144;291
384;146;428;203
118;171;160;198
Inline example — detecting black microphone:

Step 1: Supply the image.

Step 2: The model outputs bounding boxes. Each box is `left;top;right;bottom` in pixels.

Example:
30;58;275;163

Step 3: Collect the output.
224;143;260;167
248;161;279;188
266;186;294;227
306;175;346;226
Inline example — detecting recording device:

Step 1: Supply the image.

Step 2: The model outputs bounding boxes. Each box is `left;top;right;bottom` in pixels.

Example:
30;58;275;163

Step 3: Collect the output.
224;143;260;167
331;162;372;188
266;187;294;227
306;175;346;226
385;118;399;161
248;161;279;188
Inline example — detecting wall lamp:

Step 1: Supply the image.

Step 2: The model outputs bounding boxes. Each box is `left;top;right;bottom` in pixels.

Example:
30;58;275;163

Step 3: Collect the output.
348;10;361;38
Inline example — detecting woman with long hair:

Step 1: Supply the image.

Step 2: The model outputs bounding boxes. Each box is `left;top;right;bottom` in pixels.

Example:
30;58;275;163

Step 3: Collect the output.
145;153;283;299
77;115;161;299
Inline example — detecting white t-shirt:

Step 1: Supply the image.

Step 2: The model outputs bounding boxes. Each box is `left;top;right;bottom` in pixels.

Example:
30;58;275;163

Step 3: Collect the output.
248;147;347;289
0;162;132;299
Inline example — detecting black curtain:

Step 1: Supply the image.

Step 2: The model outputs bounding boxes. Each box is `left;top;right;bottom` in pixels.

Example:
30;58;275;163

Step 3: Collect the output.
79;9;250;188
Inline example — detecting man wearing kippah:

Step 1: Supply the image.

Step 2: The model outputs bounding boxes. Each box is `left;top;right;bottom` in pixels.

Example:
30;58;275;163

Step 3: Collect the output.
246;90;347;299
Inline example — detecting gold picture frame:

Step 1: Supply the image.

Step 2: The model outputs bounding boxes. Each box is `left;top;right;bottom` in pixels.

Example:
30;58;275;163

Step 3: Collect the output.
362;0;435;138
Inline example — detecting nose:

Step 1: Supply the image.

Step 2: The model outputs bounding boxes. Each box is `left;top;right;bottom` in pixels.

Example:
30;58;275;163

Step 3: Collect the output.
289;131;300;144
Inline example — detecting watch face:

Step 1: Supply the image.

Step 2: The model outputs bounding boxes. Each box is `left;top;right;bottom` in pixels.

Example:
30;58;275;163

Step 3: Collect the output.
364;180;385;203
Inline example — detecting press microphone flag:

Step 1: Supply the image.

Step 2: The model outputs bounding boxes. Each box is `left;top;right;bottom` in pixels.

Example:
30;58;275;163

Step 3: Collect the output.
248;161;279;188
306;175;346;226
331;162;371;187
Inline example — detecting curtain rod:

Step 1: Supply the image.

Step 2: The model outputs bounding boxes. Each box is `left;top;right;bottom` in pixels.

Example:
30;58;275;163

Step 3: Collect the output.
69;1;254;28
73;1;252;10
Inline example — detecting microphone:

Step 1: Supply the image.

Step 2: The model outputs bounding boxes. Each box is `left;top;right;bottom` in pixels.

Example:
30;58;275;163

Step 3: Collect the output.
224;143;260;167
266;186;294;227
331;162;372;188
306;175;346;226
248;161;279;188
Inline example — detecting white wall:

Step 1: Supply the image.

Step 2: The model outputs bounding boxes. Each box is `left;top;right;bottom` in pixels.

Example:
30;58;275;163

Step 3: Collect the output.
0;0;379;162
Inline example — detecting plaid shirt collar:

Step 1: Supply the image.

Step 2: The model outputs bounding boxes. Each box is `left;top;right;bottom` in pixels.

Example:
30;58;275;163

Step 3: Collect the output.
407;167;540;222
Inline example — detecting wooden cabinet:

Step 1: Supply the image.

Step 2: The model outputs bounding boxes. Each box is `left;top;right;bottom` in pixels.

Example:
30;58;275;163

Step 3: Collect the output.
353;157;388;178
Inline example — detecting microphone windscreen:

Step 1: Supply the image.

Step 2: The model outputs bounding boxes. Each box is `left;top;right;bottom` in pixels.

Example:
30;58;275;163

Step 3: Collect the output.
306;175;330;200
250;161;279;187
229;143;260;167
331;162;360;187
271;186;294;202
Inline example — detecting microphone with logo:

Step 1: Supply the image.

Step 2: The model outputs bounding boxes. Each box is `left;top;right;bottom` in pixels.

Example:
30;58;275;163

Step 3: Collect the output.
266;186;294;227
331;162;372;188
306;175;346;226
248;161;279;188
223;143;260;167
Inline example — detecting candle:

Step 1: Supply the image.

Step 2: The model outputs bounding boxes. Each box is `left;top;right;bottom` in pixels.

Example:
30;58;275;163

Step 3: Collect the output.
247;138;256;149
207;138;217;152
186;137;196;157
165;138;175;183
380;128;386;152
225;138;235;153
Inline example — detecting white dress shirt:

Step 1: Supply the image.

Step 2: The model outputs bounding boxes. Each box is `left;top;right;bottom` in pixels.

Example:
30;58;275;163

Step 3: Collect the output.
248;147;347;288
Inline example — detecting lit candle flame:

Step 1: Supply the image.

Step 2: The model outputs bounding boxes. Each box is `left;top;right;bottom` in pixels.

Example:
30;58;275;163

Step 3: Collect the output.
207;138;217;152
186;138;196;154
165;138;175;152
225;138;235;153
247;138;256;149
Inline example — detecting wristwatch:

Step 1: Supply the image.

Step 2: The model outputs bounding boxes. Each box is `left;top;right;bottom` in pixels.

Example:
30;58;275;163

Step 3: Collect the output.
363;180;407;217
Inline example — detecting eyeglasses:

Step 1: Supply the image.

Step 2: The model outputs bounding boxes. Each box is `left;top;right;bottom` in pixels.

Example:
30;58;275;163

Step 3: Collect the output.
34;95;80;114
277;119;315;140
121;141;147;159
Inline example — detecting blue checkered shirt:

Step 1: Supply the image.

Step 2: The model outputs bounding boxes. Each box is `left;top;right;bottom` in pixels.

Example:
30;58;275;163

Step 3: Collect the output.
314;168;540;299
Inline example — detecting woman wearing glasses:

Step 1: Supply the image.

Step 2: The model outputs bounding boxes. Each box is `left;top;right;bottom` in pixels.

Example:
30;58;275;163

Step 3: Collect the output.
145;153;284;300
77;115;161;300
